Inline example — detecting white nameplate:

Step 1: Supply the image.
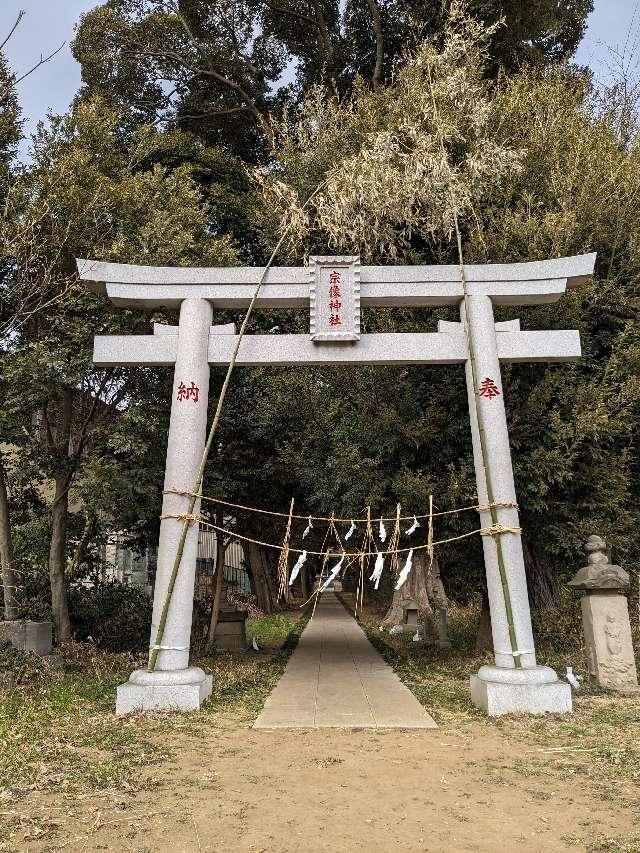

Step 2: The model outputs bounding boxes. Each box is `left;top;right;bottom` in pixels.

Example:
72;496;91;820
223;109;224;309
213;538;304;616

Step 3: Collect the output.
309;255;361;342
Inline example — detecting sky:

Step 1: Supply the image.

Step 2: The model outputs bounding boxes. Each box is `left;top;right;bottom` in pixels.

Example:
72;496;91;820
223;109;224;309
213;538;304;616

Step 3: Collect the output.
1;0;639;155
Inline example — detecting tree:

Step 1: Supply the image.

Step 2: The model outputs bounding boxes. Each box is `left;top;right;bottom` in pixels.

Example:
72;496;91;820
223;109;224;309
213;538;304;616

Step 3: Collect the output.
1;98;239;640
248;11;640;612
71;0;593;165
6;0;634;647
0;47;22;621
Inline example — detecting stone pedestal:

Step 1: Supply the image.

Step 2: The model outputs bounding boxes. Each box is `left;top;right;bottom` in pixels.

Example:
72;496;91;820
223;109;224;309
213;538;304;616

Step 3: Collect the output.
569;536;638;692
437;606;452;649
401;599;419;633
0;621;53;656
580;594;638;691
470;665;572;715
116;667;212;714
214;606;248;652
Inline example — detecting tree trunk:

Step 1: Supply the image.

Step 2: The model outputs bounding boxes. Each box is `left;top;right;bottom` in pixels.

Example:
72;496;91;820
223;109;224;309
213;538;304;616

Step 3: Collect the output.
383;552;436;626
475;587;493;653
49;473;72;642
248;541;274;614
48;388;73;644
264;550;278;607
207;515;227;646
67;510;96;580
0;454;18;620
523;538;555;610
300;563;310;601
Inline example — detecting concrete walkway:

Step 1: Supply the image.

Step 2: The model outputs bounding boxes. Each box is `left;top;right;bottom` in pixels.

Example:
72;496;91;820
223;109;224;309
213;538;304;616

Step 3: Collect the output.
254;592;437;729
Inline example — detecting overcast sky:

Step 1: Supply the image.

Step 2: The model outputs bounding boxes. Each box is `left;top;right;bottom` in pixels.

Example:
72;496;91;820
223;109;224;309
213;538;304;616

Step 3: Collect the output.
1;0;639;155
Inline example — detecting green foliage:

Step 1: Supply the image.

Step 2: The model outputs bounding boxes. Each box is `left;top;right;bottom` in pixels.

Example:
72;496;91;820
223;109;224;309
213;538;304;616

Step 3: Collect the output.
242;14;640;596
0;92;242;633
68;582;152;651
72;0;592;157
258;12;522;260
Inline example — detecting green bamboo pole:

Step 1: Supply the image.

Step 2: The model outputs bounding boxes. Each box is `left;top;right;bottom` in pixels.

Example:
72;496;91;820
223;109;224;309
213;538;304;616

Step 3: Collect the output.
426;66;521;667
148;188;323;672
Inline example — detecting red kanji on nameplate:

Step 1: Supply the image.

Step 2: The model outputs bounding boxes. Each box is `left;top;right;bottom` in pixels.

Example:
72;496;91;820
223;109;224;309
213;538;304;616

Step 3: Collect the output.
309;256;361;342
177;381;200;403
478;377;500;400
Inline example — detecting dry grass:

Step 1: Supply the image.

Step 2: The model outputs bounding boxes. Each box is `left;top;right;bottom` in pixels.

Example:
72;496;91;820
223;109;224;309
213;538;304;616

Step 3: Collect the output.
2;600;640;852
0;611;307;805
346;591;640;812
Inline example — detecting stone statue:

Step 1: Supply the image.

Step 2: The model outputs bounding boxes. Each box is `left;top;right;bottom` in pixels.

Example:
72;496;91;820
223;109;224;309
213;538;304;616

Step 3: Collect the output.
569;535;638;692
568;535;629;591
604;613;623;657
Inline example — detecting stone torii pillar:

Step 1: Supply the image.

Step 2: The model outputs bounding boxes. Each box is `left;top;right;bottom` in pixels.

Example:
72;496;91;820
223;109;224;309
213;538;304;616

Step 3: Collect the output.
460;299;563;713
123;301;217;711
78;252;596;716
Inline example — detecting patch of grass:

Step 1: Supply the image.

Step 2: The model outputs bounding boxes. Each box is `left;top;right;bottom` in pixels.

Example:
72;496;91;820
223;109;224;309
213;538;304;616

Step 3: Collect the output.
0;672;161;796
0;609;310;803
587;834;640;852
344;591;640;797
246;611;304;645
197;607;311;718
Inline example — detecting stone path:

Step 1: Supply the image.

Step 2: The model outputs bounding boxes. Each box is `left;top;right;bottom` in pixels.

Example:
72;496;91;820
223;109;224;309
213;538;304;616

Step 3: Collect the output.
254;591;437;729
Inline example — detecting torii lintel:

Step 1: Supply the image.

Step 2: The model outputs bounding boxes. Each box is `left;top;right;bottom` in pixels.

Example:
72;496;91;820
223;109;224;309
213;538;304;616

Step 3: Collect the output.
77;253;596;309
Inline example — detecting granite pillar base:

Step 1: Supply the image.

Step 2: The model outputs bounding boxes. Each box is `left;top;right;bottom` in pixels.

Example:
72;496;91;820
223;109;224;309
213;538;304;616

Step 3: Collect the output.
116;666;212;714
470;665;572;716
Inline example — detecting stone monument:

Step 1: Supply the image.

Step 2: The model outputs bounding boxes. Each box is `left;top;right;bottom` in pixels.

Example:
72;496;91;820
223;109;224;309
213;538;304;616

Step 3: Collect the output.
0;620;53;656
569;535;638;692
214;576;248;652
78;252;595;715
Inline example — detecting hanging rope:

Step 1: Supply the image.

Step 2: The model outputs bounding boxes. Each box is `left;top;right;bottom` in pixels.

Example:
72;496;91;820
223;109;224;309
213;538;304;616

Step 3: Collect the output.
355;506;373;619
160;513;521;556
163;488;517;522
387;503;401;578
427;494;434;573
311;513;339;616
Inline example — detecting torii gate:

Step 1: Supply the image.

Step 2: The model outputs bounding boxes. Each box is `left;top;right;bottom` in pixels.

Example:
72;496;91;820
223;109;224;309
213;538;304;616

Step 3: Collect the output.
78;252;595;716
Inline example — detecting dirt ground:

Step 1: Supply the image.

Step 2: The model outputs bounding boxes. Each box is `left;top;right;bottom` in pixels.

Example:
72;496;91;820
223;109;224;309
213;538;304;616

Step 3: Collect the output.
9;711;638;853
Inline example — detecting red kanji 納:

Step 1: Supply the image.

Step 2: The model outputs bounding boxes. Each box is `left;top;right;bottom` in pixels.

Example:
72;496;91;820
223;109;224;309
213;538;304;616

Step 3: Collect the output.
177;381;200;403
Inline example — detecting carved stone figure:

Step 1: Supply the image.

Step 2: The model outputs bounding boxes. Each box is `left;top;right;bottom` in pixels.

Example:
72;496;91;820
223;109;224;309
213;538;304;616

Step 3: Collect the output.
604;613;622;657
570;536;638;692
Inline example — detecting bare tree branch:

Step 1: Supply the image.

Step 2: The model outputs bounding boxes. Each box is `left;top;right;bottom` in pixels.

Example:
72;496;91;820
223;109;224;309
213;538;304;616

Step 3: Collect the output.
0;10;25;52
170;7;270;132
174;105;250;121
130;44;268;131
262;0;319;31
310;1;333;60
12;42;66;87
263;0;333;61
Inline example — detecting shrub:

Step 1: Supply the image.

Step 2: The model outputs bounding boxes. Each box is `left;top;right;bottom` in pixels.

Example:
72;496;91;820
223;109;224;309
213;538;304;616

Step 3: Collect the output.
69;581;152;652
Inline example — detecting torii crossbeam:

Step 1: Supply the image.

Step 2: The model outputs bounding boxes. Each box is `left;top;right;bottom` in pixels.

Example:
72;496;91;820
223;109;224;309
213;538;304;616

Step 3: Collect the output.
78;253;596;716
